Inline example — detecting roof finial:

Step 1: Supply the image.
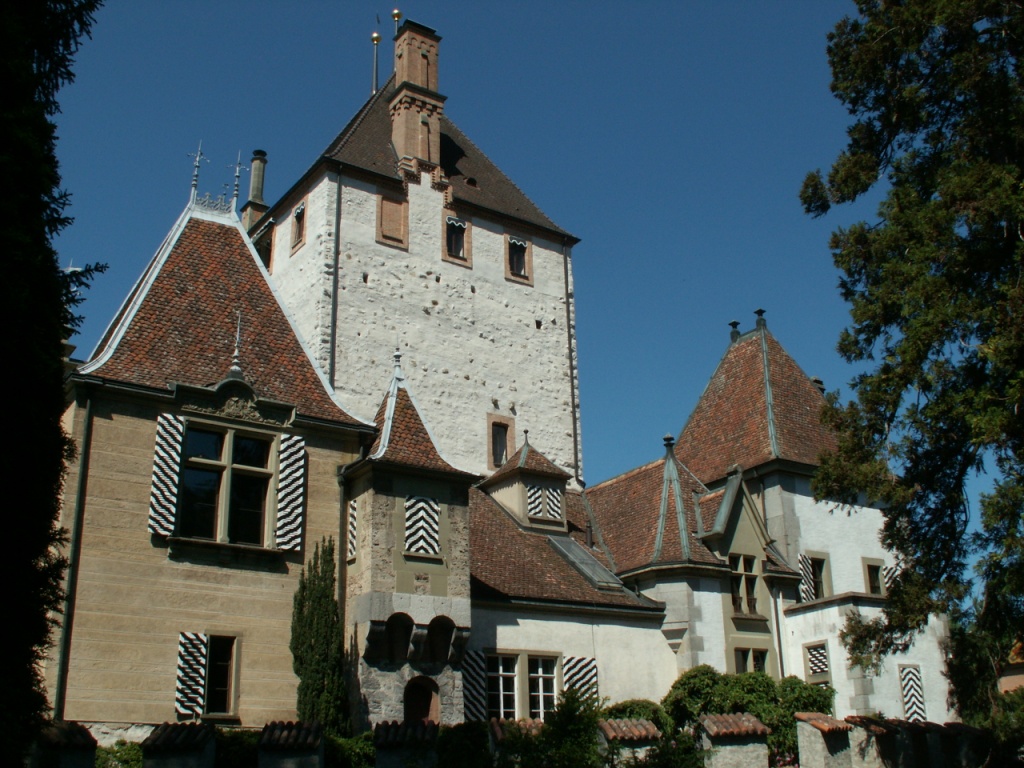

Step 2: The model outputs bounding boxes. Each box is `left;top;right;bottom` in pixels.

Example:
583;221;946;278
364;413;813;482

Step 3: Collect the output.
729;320;741;342
228;311;244;379
188;141;208;203
523;429;530;445
230;151;248;209
392;8;402;35
371;28;382;94
393;347;404;381
755;308;767;329
663;433;675;451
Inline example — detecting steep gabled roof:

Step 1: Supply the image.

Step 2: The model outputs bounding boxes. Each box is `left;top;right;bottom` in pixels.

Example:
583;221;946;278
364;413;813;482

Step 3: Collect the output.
368;353;474;476
317;76;576;242
484;435;571;486
469;488;662;612
585;440;724;575
676;319;837;484
80;202;367;428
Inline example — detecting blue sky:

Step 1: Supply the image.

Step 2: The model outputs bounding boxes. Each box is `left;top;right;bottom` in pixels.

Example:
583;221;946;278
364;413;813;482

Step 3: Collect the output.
55;1;877;485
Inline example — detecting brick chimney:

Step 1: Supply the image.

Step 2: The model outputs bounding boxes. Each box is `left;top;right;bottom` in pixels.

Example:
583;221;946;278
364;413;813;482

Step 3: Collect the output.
389;21;446;175
241;149;269;230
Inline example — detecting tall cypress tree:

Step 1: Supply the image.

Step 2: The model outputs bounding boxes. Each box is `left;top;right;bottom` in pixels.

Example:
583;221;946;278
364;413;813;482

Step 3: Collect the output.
290;537;347;735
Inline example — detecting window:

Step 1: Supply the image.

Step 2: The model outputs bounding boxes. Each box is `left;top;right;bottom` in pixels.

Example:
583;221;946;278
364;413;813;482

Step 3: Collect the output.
504;234;533;284
377;194;408;248
175;632;236;718
487;655;518;720
291;201;305;250
804;643;830;686
810;558;827;600
178;426;274;546
734;648;768;674
443;215;472;266
863;558;885;595
799;552;831;602
488;415;514;469
528;657;557;719
527;484;563;519
147;414;306;552
729;555;758;614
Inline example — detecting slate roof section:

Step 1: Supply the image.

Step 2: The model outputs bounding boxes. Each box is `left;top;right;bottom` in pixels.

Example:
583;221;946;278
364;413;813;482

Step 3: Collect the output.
585;446;725;575
676;320;837;484
81;206;366;428
700;713;770;738
319;76;576;241
470;488;662;612
368;353;474;476
484;436;572;486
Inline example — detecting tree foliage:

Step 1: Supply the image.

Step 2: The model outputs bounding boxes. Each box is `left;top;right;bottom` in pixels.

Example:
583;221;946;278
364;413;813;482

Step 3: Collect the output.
801;0;1024;679
3;0;102;761
291;537;348;736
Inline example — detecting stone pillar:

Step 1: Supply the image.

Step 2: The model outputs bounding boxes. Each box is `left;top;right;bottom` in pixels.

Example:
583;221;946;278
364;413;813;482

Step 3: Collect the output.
794;712;853;768
258;721;324;768
141;722;215;768
699;713;769;768
844;716;899;768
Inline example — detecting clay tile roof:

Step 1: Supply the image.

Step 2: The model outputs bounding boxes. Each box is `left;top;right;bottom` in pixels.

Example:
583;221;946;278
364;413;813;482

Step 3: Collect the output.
942;722;988;736
470;489;661;611
486;439;572;485
490;717;545;742
598;718;662;742
38;721;97;749
259;721;323;750
81;210;366;428
676;324;837;484
585;452;724;575
700;713;770;739
844;716;897;735
795;712;853;734
320;76;575;242
368;358;474;477
141;722;215;752
373;720;439;749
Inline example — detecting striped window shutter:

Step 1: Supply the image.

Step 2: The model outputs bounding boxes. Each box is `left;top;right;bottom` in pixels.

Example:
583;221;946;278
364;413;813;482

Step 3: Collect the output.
563;656;599;699
175;632;208;717
149;414;185;536
883;565;899;591
405;496;441;555
807;644;829;675
899;665;926;722
347;500;358;560
547;488;563;519
275;433;306;551
798;554;815;602
462;651;487;722
527;484;544;517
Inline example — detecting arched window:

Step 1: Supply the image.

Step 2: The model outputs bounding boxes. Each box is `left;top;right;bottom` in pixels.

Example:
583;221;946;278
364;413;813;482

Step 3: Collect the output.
385;613;414;663
426;616;455;663
404;676;440;724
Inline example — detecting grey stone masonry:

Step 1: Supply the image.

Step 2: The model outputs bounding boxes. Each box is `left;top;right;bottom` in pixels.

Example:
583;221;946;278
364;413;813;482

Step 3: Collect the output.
795;713;853;768
700;713;769;768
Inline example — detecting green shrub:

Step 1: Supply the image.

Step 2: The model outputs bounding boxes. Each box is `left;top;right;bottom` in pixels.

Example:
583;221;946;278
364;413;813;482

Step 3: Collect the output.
634;730;703;768
213;728;259;768
94;740;142;768
436;721;491;768
661;665;722;730
605;698;674;737
325;731;375;768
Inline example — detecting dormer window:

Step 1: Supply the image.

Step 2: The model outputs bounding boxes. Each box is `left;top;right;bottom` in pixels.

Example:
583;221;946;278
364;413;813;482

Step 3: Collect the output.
527;484;563;520
729;555;758;615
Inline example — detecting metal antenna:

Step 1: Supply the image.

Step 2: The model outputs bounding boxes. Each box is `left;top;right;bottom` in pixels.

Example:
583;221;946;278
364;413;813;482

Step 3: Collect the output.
372;28;381;94
188;141;208;203
230;151;248;208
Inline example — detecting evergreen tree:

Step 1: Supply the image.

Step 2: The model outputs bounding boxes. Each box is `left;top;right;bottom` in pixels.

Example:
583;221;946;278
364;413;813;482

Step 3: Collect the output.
290;537;347;735
801;0;1024;691
3;1;102;761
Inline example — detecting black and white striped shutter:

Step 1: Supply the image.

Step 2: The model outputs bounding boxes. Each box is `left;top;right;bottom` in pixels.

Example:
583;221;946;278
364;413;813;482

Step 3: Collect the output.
547;488;563;519
899;665;926;722
563;656;599;699
175;632;208;717
798;554;815;602
527;485;544;517
275;433;306;551
149;414;185;536
883;565;899;592
405;496;441;555
462;651;487;721
347;500;358;560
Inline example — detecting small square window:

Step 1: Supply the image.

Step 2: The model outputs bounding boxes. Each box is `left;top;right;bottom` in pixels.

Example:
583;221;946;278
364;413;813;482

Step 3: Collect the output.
734;647;768;674
805;643;830;686
488;415;515;470
291;202;306;250
863;558;886;595
377;194;408;248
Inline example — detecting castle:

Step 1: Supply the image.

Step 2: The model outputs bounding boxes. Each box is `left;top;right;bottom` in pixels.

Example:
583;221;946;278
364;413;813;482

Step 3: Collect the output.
49;20;952;735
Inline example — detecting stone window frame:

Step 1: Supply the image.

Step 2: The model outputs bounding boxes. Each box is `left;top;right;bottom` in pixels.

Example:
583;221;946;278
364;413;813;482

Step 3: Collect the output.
805;551;832;600
486;650;562;721
442;212;472;267
176;631;241;720
204;634;239;717
803;641;831;687
733;647;769;674
488;414;515;470
504;233;533;286
862;557;886;596
377;192;409;249
290;198;307;253
728;554;760;615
